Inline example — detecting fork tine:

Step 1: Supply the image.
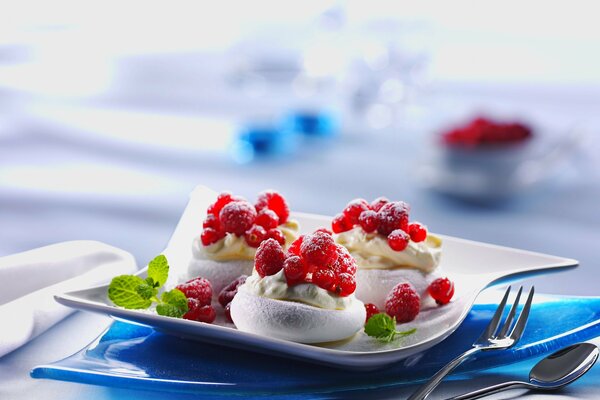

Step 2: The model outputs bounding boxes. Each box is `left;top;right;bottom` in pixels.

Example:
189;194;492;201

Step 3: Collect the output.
497;286;523;338
476;286;511;343
509;286;535;341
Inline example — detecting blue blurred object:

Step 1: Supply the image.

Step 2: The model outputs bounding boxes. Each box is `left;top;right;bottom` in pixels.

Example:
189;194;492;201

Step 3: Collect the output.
281;110;337;137
31;295;600;397
231;123;297;163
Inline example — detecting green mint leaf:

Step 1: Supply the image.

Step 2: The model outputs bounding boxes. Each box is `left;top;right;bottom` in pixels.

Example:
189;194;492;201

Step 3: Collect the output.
145;277;159;289
364;314;417;343
108;275;152;309
136;282;158;300
364;313;396;339
156;289;188;318
147;254;169;288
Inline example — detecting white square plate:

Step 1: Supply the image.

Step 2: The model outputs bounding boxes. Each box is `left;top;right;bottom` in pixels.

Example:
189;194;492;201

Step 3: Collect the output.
55;186;578;370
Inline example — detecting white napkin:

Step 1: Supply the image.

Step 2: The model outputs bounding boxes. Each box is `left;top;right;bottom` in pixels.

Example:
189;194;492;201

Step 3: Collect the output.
0;240;137;358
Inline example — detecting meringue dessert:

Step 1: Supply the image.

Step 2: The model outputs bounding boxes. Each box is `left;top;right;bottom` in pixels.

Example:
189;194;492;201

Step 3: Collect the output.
188;190;299;293
230;230;366;343
332;198;445;312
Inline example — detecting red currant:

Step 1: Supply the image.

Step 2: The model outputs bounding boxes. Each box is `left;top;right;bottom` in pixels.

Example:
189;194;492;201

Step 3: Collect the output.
200;227;225;246
336;273;356;296
370;197;389;212
408;222;427;243
207;192;234;217
332;213;353;234
428;277;455;305
283;255;307;284
255;190;290;224
313;268;336;291
388;229;410;251
255;209;279;230
267;228;286;245
287;235;304;256
343;199;370;225
244;225;267;248
358;210;378;233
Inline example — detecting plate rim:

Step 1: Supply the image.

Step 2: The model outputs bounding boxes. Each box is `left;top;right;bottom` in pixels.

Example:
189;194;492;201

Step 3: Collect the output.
53;217;579;368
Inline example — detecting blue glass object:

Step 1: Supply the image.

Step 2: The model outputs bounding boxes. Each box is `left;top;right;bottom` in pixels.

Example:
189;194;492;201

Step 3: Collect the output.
31;295;600;396
232;124;296;162
281;111;337;137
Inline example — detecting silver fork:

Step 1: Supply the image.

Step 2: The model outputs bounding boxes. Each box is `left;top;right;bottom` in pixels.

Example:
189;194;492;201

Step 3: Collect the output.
407;286;535;400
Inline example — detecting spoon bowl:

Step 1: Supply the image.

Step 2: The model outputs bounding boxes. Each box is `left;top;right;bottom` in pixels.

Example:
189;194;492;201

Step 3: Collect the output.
450;342;599;400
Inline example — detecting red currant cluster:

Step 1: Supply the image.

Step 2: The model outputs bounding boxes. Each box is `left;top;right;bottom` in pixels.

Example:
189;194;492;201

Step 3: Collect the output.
176;277;216;323
201;190;290;248
442;117;532;148
365;277;455;323
255;229;358;297
332;198;428;252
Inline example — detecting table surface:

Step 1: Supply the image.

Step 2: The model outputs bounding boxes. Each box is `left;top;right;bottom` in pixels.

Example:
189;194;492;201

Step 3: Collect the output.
1;61;599;399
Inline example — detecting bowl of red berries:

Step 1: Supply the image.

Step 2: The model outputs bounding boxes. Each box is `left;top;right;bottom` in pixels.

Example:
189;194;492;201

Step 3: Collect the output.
422;116;537;201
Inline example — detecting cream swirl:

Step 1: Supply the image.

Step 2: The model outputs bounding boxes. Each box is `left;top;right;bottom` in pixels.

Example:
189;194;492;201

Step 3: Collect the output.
193;220;300;262
241;270;355;310
336;227;442;273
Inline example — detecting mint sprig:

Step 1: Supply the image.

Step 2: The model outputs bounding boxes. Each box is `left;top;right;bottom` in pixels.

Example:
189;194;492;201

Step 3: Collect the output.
108;254;188;318
364;313;417;342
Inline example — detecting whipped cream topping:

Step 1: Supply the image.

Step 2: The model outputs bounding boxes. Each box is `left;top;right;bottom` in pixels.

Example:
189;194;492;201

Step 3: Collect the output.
336;227;442;273
193;220;300;262
241;270;354;310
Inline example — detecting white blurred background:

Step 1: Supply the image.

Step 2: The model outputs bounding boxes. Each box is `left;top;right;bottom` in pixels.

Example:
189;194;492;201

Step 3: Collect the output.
1;0;599;293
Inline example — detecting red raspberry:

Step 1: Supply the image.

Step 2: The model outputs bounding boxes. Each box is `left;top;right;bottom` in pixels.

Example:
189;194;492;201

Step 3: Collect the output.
287;235;304;256
313;268;336;291
176;277;213;305
218;275;247;307
370;197;389;212
267;228;286;245
336;273;356;296
332;246;357;275
202;214;221;230
385;282;420;323
300;231;337;266
219;201;257;235
207;192;234;217
244;225;267;248
183;298;216;323
377;201;410;236
255;209;279;230
408;222;427;243
315;227;333;236
283;255;307;284
255;190;290;224
332;213;353;234
364;303;380;322
388;229;410;251
343;199;370;225
255;238;285;277
428;277;455;305
358;210;378;233
200;227;225;246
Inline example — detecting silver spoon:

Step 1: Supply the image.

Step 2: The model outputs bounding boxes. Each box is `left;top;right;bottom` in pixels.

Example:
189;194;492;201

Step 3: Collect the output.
448;342;599;400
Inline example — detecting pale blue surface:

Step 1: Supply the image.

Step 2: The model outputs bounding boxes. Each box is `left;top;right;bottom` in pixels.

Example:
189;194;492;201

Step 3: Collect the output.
31;296;600;397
